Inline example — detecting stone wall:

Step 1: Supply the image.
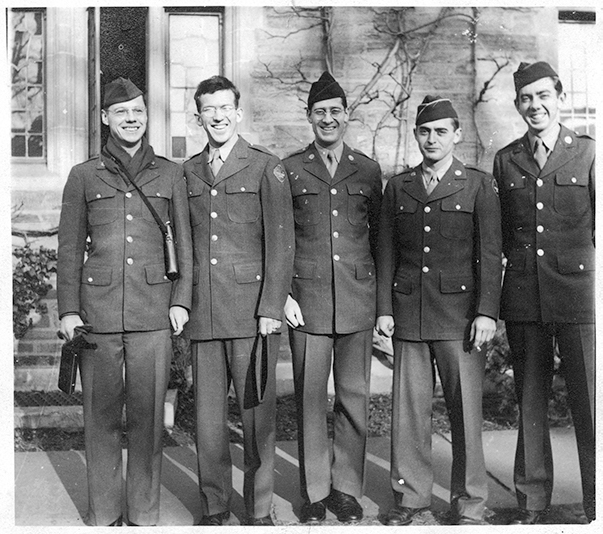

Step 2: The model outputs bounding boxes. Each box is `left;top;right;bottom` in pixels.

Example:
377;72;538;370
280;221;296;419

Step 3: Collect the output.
248;6;558;176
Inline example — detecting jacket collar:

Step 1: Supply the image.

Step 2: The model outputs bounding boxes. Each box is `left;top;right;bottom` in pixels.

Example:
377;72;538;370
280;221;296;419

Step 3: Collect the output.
301;143;358;185
402;156;467;203
189;136;252;187
510;124;579;177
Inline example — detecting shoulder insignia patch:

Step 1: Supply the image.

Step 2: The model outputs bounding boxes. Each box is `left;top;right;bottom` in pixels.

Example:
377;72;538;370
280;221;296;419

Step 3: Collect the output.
492;178;499;195
273;163;286;183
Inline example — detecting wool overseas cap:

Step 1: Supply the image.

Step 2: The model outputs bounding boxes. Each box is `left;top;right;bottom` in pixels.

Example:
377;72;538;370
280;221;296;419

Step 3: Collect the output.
103;77;144;108
513;61;558;92
415;95;458;126
308;71;347;110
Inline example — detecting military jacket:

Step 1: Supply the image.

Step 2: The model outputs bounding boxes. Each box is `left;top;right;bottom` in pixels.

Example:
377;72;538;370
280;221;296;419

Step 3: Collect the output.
376;157;502;341
493;125;595;324
57;152;193;333
283;143;382;334
184;136;294;340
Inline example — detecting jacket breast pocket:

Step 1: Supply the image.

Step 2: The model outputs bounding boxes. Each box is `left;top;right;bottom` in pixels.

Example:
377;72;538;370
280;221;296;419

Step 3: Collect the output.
226;178;260;223
346;182;370;226
554;172;590;216
188;181;209;227
440;197;474;240
85;187;118;226
141;184;172;223
291;181;321;226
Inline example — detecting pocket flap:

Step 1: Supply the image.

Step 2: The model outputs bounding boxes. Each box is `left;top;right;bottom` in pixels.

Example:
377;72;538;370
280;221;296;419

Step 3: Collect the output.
558;251;594;274
85;185;117;202
505;251;526;271
347;182;370;197
441;197;473;213
440;273;474;294
355;262;375;279
145;264;171;285
393;277;412;294
82;266;112;286
225;178;259;194
293;259;316;280
233;262;263;283
291;181;320;197
555;173;588;186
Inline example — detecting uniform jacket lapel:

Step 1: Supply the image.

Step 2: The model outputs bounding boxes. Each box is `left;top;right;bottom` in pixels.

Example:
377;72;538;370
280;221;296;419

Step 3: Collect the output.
302;144;332;185
331;144;359;185
188;147;215;187
509;133;541;177
540;125;579;175
401;165;428;204
96;158;129;192
427;157;467;203
213;137;252;186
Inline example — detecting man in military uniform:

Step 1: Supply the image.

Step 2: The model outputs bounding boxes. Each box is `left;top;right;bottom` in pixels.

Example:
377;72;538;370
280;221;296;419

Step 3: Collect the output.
57;78;193;526
283;72;382;524
376;96;502;526
493;61;595;524
184;75;294;526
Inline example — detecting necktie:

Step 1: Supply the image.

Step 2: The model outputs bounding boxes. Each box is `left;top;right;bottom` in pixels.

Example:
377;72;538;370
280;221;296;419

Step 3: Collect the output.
533;137;548;170
425;169;439;195
326;150;337;178
210;148;223;177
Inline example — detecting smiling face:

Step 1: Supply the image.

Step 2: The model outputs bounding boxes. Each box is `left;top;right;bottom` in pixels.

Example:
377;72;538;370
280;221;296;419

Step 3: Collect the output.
101;95;147;152
307;97;349;148
515;76;564;136
414;118;461;165
196;89;243;148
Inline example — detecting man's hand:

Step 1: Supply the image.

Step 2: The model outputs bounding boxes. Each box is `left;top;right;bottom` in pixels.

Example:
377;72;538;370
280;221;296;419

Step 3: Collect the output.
60;314;84;341
376;315;395;337
169;306;189;336
284;294;305;328
470;315;497;351
259;317;282;336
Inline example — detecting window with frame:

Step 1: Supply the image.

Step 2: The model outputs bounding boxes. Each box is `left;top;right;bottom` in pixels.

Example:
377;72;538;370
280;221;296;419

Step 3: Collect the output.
10;8;46;160
167;7;223;160
558;10;596;137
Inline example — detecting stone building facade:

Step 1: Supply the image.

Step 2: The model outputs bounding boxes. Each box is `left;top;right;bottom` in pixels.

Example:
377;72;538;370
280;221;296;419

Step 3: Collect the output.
9;6;595;390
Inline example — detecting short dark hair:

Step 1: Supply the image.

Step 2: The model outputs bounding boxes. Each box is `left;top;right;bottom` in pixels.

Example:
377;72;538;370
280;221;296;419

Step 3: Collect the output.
194;76;240;112
515;75;564;101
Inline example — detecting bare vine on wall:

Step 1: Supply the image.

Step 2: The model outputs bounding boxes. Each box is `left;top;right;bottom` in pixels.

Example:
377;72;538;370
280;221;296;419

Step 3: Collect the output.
260;6;508;173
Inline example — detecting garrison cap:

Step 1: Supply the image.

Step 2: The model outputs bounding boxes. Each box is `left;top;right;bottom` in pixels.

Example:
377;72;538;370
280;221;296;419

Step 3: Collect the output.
308;71;347;110
103;77;144;109
415;95;458;126
513;61;558;93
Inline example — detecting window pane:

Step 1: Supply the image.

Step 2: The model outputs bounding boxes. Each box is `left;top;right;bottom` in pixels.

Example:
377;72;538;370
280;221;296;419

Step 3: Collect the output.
10;9;46;159
168;12;221;159
558;17;596;138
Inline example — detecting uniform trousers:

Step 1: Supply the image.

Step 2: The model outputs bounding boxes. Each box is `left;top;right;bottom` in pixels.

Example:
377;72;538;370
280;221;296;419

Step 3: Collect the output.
390;339;487;520
290;328;373;503
80;329;172;526
192;336;278;519
506;322;595;518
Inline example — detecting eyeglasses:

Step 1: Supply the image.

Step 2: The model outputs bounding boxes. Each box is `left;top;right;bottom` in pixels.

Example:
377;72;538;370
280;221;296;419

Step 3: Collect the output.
199;105;236;117
108;107;147;118
311;107;345;118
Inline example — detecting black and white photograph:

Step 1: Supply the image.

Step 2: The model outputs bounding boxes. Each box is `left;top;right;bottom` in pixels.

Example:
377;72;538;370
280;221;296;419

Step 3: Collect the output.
5;2;599;531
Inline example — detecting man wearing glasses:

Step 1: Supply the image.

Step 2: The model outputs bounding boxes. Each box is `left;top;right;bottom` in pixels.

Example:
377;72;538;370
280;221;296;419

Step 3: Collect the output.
183;75;294;526
283;71;382;524
57;77;192;526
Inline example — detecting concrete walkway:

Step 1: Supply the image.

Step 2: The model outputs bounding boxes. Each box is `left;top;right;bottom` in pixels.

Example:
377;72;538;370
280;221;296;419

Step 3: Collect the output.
13;428;594;530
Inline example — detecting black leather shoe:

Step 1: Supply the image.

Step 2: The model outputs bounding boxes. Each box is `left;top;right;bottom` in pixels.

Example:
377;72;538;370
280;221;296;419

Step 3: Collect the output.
246;515;274;526
199;511;230;526
300;500;326;524
108;516;123;526
385;506;428;526
325;489;363;522
508;508;548;525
